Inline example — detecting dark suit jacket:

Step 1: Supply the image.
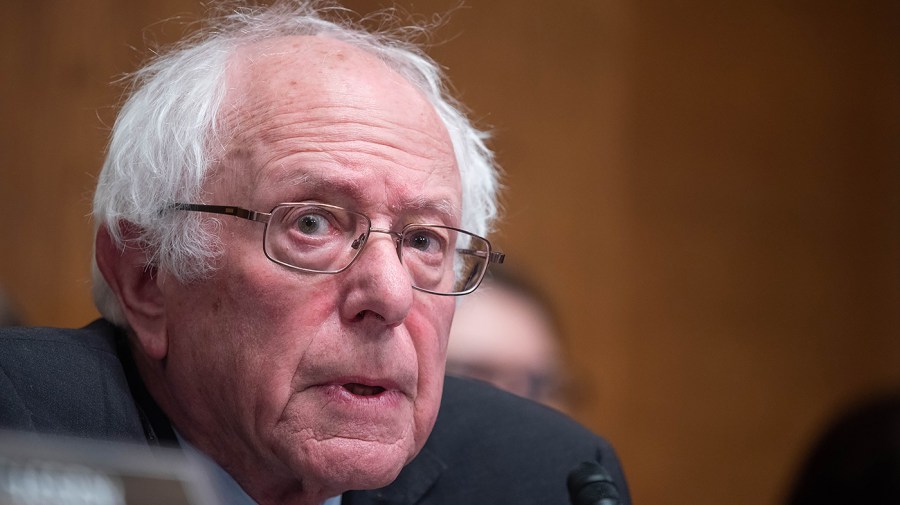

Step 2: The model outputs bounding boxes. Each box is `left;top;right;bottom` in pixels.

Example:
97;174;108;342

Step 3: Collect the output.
0;320;630;504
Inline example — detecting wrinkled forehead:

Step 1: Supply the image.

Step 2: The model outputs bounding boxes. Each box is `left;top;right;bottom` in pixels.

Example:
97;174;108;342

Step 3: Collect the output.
211;35;459;203
221;35;451;145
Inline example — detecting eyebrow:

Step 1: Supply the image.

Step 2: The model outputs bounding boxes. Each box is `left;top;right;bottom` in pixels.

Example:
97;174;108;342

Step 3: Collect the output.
272;171;361;198
267;170;459;222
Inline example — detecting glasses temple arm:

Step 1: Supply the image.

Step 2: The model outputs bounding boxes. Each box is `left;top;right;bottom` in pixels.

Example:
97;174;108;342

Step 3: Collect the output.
456;248;505;265
168;203;268;223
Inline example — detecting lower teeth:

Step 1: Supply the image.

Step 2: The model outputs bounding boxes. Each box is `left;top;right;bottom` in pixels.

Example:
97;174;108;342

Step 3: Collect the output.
345;384;385;396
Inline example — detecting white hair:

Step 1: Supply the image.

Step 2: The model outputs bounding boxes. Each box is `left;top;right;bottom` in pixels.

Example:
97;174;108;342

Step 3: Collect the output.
92;1;501;326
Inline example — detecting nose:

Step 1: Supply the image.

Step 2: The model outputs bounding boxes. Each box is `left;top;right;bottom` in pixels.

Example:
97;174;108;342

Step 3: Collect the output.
338;229;413;327
362;228;403;256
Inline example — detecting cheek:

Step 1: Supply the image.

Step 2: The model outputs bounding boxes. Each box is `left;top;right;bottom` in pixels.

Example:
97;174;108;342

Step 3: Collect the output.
408;296;454;437
409;295;454;367
224;270;339;388
223;252;340;337
179;257;340;415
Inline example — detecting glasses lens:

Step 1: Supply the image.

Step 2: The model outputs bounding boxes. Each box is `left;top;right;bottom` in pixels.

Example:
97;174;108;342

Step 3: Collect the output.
264;207;492;295
400;225;490;295
452;232;491;294
264;204;369;273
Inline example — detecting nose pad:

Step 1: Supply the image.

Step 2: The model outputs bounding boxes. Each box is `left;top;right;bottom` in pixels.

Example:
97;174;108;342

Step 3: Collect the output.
365;229;404;259
351;233;367;250
351;231;403;262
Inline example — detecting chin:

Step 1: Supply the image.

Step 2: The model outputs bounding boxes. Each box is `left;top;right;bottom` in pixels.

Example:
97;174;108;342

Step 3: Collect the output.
285;436;414;493
341;463;405;491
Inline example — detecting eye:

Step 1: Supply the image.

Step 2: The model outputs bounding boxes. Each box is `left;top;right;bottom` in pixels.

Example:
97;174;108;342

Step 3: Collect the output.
404;227;446;255
411;234;430;251
296;213;330;236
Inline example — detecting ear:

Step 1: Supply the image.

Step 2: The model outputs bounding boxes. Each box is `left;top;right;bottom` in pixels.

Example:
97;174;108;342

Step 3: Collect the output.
95;224;168;360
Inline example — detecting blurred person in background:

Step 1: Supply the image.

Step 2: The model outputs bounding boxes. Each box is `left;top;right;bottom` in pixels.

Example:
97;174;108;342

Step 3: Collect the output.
786;390;900;504
447;268;571;412
0;286;23;326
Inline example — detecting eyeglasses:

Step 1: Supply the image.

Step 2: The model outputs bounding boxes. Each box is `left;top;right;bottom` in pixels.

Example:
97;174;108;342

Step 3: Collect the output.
170;202;505;295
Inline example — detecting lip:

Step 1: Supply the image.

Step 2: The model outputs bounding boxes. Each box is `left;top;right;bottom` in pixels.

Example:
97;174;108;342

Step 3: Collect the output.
309;376;408;403
329;376;402;391
307;384;407;414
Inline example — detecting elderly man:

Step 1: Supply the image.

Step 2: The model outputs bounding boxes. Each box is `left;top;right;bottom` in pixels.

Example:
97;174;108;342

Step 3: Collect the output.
0;2;629;504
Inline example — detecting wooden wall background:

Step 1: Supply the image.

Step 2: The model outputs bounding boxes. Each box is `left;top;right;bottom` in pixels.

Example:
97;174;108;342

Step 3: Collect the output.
1;1;897;504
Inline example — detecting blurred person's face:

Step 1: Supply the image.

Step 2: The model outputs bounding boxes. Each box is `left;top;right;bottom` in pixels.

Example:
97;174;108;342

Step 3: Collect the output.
447;281;565;410
148;37;460;501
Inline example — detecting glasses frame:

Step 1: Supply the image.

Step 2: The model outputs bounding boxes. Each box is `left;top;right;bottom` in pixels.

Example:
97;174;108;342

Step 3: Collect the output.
169;202;505;296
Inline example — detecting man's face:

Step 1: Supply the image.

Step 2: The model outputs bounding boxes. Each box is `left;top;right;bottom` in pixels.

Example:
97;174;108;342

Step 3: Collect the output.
156;37;460;499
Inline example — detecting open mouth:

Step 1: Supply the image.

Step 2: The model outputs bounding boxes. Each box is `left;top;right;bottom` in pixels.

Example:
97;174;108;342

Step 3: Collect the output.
343;383;387;396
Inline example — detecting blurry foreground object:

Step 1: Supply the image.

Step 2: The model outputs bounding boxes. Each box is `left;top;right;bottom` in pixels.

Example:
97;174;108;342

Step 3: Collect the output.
447;269;569;411
786;390;900;505
0;430;217;505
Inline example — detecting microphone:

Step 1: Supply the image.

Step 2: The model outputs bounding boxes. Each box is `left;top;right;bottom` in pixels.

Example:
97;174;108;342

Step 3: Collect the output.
567;461;621;505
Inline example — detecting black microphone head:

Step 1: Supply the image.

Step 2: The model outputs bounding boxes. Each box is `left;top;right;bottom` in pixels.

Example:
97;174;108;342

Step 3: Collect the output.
567;461;621;505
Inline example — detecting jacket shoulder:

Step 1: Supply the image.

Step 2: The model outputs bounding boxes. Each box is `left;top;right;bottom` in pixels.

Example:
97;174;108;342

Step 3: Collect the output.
411;376;630;504
436;375;605;450
0;320;145;442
